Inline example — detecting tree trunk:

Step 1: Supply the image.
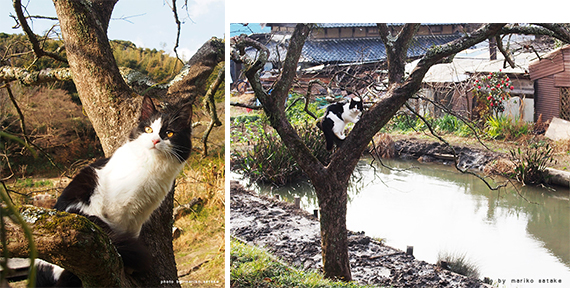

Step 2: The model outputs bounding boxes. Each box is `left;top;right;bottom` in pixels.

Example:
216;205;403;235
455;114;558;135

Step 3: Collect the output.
231;22;539;283
315;178;351;281
53;0;139;156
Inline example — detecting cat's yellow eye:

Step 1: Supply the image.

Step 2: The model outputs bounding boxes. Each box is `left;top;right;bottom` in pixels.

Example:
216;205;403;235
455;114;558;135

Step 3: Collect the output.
166;131;174;138
145;126;153;133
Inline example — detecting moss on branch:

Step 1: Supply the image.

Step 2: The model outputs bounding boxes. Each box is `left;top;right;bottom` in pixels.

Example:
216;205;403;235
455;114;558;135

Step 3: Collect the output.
2;205;131;287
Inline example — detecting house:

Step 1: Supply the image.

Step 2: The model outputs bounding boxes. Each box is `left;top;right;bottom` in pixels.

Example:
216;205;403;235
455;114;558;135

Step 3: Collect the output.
528;44;570;122
406;47;536;121
267;23;470;68
231;23;474;96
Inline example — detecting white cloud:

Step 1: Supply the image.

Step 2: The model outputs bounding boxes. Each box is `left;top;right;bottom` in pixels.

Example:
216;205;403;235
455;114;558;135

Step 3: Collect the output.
186;0;224;19
169;47;194;62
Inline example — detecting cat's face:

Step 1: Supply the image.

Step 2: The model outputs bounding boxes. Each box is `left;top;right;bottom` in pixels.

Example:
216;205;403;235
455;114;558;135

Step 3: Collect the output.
349;97;363;112
129;97;192;163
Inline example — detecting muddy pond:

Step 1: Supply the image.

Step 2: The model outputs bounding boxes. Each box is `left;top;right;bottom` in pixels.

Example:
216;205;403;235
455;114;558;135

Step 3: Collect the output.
232;157;570;286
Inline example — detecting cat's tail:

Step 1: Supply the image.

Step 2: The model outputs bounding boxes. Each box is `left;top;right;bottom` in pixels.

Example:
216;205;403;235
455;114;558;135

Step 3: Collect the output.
34;259;81;288
111;233;152;274
85;215;152;274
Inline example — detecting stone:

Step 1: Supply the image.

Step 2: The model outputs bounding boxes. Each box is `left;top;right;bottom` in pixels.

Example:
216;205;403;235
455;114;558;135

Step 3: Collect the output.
545;117;570;141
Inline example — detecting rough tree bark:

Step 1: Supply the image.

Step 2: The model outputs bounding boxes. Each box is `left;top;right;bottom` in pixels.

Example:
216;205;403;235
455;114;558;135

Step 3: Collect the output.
1;0;224;287
231;23;570;281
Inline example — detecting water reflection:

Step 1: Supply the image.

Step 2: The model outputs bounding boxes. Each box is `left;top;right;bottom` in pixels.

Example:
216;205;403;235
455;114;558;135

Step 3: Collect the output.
232;157;570;286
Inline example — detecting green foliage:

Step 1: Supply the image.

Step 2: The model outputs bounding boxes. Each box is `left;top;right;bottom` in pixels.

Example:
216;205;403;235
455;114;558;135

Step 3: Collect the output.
473;70;513;118
285;93;325;125
0;34;182;83
508;144;556;185
485;115;531;140
385;113;478;137
0;33;68;70
110;40;184;83
231;239;371;288
231;119;331;186
434;113;460;133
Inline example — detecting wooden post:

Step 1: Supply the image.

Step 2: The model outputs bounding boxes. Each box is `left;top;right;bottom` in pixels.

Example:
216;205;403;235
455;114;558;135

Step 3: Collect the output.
406;246;414;256
313;209;319;219
294;196;300;209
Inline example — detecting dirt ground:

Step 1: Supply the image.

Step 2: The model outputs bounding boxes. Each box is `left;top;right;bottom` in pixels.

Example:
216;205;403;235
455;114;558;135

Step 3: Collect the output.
230;181;489;288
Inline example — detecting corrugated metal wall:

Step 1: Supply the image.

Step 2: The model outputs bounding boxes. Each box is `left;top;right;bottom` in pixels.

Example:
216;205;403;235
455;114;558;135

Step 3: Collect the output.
529;49;565;80
554;48;570;87
535;75;560;122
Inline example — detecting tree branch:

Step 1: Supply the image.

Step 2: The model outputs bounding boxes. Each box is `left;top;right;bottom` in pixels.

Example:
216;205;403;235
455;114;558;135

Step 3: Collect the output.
229;101;263;110
404;102;508;191
201;66;224;157
0;66;72;85
166;37;224;105
500;23;570;44
12;0;68;64
169;0;184;65
302;79;324;120
2;205;134;287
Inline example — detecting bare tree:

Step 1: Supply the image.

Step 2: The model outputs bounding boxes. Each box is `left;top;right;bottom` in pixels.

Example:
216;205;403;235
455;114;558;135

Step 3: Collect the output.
231;23;570;281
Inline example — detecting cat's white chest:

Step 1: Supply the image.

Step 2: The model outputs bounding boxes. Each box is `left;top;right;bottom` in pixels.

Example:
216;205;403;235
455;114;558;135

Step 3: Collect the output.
85;141;183;236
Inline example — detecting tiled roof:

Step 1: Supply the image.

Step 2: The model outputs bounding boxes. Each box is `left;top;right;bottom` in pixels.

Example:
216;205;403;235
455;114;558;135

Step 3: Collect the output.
302;34;463;64
243;33;464;65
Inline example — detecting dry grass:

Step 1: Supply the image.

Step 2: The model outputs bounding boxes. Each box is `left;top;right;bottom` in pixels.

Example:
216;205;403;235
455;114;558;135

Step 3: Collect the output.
388;131;570;171
172;99;225;287
173;152;225;287
371;133;396;158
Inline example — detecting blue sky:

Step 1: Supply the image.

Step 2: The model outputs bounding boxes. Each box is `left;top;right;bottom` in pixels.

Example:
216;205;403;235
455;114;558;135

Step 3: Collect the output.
230;23;270;37
1;0;224;61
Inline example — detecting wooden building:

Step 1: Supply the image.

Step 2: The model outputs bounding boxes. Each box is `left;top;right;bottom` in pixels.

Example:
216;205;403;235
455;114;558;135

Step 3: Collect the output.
529;45;570;122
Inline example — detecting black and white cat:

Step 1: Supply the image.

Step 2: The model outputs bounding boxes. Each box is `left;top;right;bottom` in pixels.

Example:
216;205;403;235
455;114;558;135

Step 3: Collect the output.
36;96;192;287
320;97;363;150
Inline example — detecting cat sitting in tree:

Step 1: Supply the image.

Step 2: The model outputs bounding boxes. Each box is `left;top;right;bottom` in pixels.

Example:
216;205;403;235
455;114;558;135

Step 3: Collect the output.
35;96;192;287
319;97;363;151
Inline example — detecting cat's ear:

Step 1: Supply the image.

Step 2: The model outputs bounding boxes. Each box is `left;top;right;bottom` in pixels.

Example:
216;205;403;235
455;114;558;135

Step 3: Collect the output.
140;96;157;121
177;101;193;126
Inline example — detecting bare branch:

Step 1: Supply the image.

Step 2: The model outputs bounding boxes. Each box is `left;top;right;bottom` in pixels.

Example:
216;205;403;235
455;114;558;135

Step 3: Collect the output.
0;66;72;85
404;102;508;191
12;0;68;64
495;35;515;69
201;66;224;157
302;79;325;120
169;0;184;65
500;23;570;44
229;101;263;110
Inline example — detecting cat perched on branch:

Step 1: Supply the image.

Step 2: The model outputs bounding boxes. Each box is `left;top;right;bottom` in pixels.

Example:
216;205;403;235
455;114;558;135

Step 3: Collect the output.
318;97;363;151
35;96;192;287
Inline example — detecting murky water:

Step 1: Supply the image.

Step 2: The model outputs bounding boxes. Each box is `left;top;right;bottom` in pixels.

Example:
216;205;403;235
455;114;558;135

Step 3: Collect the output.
232;157;570;287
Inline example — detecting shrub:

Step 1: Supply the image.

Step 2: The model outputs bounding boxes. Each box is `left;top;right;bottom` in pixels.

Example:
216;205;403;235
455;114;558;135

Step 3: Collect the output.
472;70;513;118
231;120;331;186
437;251;480;279
485;115;531;140
509;144;556;185
435;113;460;133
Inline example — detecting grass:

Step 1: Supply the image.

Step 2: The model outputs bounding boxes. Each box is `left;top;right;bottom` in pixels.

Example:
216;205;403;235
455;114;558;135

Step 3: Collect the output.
172;105;225;288
230;239;373;288
436;251;480;279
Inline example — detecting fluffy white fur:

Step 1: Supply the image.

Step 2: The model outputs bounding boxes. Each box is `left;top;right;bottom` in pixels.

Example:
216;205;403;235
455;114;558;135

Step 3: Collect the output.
67;118;184;237
35;259;64;280
326;97;362;140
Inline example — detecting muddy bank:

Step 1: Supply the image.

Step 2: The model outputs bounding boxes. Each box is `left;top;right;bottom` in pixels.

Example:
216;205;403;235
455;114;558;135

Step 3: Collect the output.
388;138;570;188
230;181;487;288
391;138;500;172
